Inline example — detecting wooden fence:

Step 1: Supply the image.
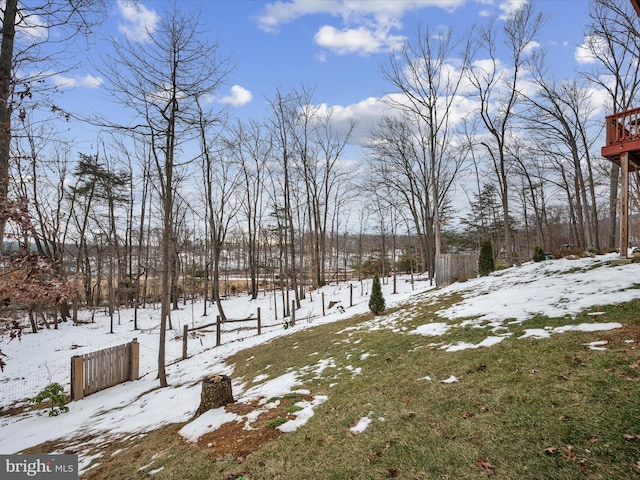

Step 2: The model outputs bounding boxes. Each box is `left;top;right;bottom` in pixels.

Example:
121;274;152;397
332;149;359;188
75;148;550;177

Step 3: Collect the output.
435;254;478;286
182;309;263;360
71;339;140;401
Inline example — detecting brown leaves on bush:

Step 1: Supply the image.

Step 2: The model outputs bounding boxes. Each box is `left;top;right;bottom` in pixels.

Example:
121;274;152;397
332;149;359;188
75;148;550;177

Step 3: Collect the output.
0;252;73;371
0;252;72;313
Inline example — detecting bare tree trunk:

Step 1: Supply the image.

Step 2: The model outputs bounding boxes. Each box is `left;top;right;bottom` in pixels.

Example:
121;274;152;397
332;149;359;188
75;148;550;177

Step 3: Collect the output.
0;0;18;256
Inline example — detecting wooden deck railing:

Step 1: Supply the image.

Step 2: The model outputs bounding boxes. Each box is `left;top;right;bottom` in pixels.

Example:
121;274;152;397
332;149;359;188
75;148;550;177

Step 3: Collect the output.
604;107;640;145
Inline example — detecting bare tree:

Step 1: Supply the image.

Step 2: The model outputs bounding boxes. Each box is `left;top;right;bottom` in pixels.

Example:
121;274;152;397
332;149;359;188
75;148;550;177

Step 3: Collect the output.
268;89;302;312
0;0;105;255
382;24;471;266
227;119;271;300
197;104;242;321
581;0;640;249
100;5;231;386
12;114;70;266
366;114;432;274
467;3;545;264
523;63;604;251
309;106;356;287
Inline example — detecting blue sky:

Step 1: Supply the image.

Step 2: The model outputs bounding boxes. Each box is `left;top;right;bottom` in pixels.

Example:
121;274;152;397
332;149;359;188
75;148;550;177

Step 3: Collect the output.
44;0;596;155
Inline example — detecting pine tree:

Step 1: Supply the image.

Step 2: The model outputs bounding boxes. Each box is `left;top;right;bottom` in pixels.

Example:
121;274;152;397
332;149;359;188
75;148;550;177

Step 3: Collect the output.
478;239;495;276
369;275;385;315
532;245;546;262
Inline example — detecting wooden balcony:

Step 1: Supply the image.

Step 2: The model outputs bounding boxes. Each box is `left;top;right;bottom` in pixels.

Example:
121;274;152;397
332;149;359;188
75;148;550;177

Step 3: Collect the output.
601;106;640;170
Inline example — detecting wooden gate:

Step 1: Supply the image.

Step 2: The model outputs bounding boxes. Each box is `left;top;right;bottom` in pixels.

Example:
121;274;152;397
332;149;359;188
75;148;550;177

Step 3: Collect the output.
435;254;478;286
71;339;140;400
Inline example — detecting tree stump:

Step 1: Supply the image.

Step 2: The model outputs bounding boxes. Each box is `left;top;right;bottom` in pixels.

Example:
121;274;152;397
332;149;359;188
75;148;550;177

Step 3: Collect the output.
197;374;234;415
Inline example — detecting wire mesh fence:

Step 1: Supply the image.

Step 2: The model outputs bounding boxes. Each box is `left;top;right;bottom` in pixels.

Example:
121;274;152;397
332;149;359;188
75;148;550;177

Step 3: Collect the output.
1;363;69;406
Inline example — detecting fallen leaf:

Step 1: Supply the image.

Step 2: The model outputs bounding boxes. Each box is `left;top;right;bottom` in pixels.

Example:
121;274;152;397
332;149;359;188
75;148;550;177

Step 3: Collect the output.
462;411;475;418
544;446;558;455
476;458;495;475
562;445;577;462
572;356;587;366
367;450;382;464
579;458;588;472
635;460;640;471
559;415;570;422
585;436;599;444
387;467;400;477
624;434;640;440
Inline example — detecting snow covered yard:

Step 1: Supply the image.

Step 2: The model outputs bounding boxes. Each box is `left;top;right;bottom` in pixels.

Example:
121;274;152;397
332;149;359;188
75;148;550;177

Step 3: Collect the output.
1;253;640;478
0;275;430;461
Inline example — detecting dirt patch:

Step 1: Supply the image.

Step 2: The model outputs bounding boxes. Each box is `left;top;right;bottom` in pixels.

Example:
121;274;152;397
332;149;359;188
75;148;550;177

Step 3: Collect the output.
194;393;313;462
594;323;640;350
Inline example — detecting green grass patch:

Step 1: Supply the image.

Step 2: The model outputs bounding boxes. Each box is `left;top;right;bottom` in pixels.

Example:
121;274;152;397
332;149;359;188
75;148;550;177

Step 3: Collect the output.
284;405;303;414
265;417;288;429
282;392;302;401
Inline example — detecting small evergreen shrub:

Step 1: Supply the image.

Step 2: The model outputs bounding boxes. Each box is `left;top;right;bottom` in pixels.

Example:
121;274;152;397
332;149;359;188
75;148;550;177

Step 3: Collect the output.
532;245;546;262
32;382;69;416
368;275;385;315
478;239;495;276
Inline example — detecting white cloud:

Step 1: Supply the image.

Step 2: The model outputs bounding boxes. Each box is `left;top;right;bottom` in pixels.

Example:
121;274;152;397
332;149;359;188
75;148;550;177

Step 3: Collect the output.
498;0;528;20
117;0;160;42
315;25;404;55
522;40;541;56
256;0;333;33
256;0;464;56
575;35;604;65
15;12;47;40
52;73;103;89
220;85;253;106
80;74;103;88
257;0;465;32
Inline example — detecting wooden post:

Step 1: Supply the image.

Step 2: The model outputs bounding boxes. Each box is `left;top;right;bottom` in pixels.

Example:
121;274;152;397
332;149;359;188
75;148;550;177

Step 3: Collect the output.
322;292;325;316
273;286;277;319
350;283;353;307
72;293;78;325
257;307;261;335
620;152;629;258
130;338;139;381
290;300;296;327
216;315;221;346
71;355;84;401
393;274;397;294
182;325;189;360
